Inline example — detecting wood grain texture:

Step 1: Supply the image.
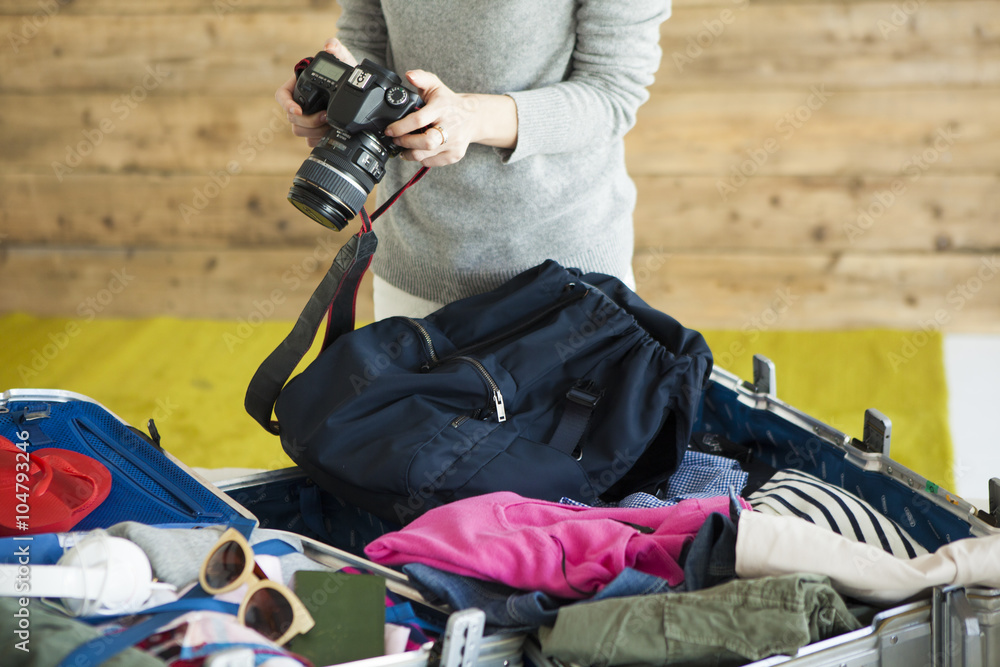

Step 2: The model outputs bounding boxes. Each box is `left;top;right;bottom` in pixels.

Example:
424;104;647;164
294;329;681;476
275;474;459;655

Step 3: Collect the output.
0;246;376;325
0;1;336;14
4;89;997;177
659;2;1000;89
630;249;1000;333
1;13;341;94
626;90;999;176
4;173;999;254
2;247;997;332
632;175;1000;253
1;0;998;332
6;5;997;92
0;173;372;248
0;95;305;175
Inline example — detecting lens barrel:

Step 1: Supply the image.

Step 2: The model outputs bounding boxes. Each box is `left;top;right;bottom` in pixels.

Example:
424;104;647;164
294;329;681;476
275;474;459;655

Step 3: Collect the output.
287;128;387;231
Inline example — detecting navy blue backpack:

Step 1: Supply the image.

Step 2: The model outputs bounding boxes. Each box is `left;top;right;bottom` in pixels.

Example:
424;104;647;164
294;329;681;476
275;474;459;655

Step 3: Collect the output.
246;210;713;525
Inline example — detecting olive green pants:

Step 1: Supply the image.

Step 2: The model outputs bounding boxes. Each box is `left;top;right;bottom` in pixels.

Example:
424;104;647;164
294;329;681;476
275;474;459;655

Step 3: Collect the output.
538;573;861;667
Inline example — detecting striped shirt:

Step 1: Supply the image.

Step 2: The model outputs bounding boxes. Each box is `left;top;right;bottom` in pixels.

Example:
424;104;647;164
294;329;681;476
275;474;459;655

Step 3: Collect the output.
748;469;927;558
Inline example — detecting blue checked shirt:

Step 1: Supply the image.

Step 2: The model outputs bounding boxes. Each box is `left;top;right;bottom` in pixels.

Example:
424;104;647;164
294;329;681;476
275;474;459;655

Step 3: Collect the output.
563;450;748;509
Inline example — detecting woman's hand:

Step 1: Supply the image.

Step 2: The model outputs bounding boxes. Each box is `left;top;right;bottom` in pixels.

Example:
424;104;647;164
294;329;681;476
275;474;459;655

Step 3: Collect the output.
275;38;358;148
386;70;518;167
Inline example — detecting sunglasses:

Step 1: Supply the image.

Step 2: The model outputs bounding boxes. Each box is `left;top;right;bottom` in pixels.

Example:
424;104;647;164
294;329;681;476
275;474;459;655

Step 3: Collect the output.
198;528;315;646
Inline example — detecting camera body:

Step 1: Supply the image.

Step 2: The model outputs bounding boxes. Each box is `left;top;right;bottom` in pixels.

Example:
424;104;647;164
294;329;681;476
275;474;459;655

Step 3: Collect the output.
288;52;423;230
293;51;422;140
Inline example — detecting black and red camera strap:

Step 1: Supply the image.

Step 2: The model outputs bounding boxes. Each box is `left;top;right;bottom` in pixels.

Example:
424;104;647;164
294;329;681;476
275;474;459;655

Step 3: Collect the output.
368;166;429;225
324;165;428;345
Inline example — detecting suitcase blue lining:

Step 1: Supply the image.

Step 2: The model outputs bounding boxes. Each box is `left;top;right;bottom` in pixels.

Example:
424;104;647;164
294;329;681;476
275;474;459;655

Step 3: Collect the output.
1;399;254;533
228;476;399;559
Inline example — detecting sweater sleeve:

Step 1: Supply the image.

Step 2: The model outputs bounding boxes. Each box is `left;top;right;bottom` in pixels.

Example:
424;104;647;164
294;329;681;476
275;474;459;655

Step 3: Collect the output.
502;0;671;164
335;0;390;67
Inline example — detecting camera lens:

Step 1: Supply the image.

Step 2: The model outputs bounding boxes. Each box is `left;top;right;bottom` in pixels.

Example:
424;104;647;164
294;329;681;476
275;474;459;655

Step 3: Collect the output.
287;128;387;231
287;160;363;231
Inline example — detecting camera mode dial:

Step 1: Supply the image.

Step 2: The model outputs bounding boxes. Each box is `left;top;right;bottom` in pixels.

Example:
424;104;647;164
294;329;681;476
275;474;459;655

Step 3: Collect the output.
385;86;410;108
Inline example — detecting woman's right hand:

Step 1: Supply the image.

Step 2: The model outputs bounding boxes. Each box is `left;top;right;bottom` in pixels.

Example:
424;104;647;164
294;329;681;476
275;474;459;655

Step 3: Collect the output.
275;38;358;148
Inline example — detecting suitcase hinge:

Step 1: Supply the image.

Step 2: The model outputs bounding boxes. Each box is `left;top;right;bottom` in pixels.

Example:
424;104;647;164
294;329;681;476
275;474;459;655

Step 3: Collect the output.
430;608;485;667
988;477;1000;527
859;408;892;458
931;586;983;667
751;354;777;397
17;405;52;422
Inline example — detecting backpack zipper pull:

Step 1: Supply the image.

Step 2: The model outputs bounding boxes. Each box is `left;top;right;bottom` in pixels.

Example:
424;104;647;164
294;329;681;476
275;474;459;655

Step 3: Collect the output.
493;389;507;423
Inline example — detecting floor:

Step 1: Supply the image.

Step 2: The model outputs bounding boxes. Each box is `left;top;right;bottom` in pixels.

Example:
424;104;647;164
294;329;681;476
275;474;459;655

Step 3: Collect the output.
944;334;1000;510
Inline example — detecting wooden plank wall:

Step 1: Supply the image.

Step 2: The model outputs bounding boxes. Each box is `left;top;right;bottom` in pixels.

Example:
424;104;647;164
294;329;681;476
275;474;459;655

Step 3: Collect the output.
1;0;998;332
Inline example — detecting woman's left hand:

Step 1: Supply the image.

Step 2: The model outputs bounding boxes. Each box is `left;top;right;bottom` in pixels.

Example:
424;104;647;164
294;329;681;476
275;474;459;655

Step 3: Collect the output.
385;70;518;167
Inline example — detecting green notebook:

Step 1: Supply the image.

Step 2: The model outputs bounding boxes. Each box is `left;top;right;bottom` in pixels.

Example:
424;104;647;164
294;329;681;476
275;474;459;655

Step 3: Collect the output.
288;570;386;666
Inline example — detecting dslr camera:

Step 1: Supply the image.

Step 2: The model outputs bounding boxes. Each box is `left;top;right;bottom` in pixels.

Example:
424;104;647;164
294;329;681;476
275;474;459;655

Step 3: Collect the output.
287;51;423;230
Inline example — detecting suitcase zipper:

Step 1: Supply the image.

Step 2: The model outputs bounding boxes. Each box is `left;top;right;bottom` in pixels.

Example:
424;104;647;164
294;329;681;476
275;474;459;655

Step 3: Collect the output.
71;417;223;520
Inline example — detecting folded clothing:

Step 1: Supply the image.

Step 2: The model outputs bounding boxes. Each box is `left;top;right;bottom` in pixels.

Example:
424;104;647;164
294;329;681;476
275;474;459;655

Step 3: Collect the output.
403;564;673;631
538;573;861;667
735;510;1000;605
106;522;225;588
0;595;166;667
365;491;751;599
747;469;926;558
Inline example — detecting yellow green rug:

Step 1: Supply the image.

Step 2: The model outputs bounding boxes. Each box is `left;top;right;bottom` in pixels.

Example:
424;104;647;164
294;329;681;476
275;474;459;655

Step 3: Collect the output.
0;313;954;490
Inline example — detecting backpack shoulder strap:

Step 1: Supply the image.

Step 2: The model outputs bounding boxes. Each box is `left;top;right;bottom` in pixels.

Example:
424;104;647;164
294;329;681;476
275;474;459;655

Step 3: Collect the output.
244;215;377;435
244;166;430;434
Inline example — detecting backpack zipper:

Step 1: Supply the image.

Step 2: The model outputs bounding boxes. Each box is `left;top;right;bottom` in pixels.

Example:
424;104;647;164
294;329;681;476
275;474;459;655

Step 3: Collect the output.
453;356;506;423
405;286;589;424
448;287;589;360
402;319;504;422
403;317;439;363
404;287;588;366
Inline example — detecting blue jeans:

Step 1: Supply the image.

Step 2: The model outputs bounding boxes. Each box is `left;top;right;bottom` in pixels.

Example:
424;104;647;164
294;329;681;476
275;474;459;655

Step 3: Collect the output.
674;510;739;593
403;564;673;632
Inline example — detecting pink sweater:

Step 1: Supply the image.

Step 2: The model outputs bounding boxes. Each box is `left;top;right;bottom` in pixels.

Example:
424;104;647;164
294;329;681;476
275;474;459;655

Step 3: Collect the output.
365;491;749;599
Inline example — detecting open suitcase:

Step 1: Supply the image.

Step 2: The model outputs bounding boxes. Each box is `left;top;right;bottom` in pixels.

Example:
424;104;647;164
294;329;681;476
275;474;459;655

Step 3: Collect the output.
0;387;524;667
213;466;527;667
690;359;1000;667
218;358;1000;667
0;388;256;534
4;360;996;667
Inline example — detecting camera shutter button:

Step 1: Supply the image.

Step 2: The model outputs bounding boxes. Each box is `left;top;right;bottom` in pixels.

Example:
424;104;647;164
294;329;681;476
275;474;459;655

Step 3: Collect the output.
385;86;409;107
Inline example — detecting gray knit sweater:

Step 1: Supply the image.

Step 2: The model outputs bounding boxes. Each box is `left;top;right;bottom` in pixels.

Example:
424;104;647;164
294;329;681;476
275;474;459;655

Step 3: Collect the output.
336;0;671;303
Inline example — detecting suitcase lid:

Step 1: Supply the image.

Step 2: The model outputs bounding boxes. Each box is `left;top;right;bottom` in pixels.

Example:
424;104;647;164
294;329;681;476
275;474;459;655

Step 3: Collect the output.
1;389;257;535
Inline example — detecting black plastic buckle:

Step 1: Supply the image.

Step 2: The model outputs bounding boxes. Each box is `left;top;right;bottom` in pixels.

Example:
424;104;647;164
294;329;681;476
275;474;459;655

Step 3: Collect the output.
566;380;602;409
566;381;602;461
